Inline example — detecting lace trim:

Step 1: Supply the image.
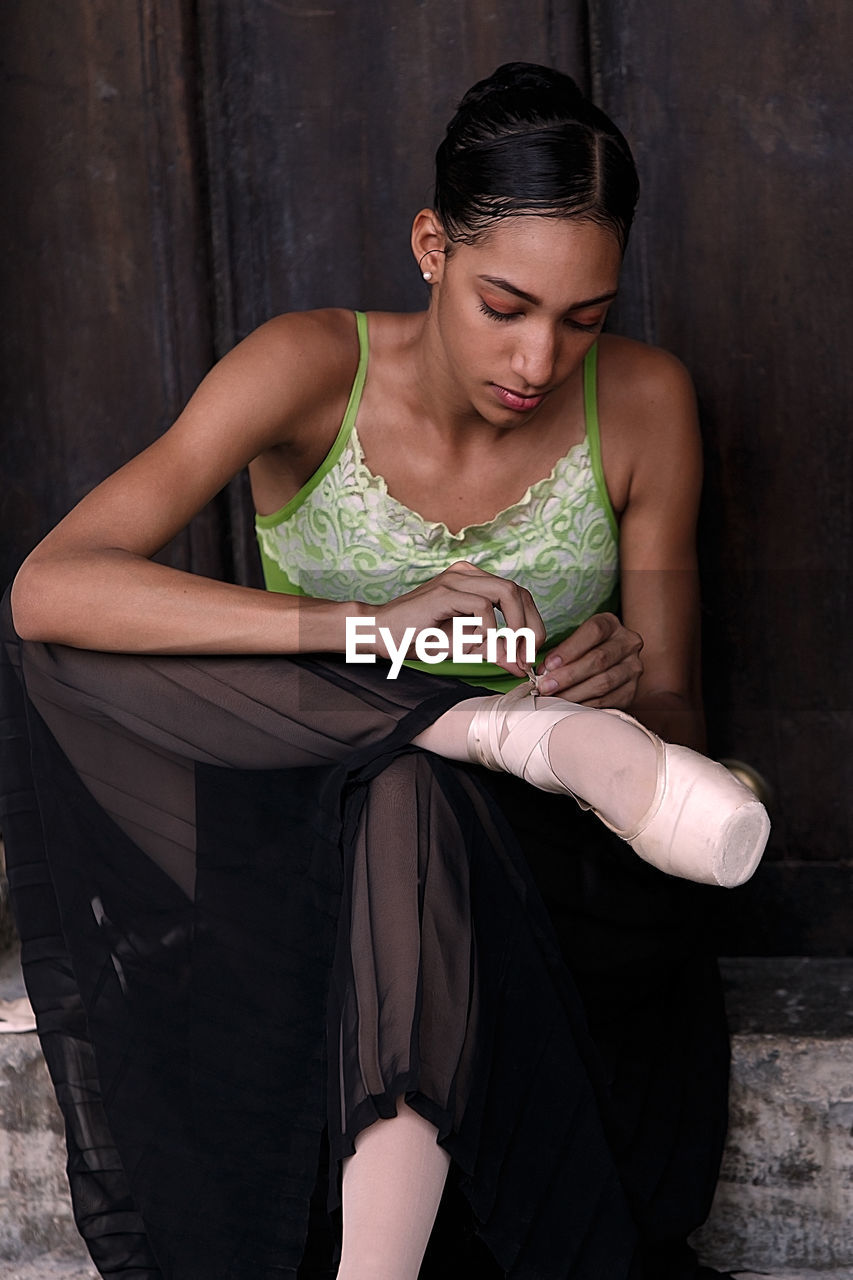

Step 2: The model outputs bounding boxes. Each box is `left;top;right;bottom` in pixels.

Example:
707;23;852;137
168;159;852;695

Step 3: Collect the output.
255;429;619;638
348;425;588;542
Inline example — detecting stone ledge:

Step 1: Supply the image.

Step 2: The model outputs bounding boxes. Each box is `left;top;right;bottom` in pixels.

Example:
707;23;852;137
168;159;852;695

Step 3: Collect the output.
0;1034;82;1263
4;1246;96;1279
3;956;853;1271
736;1272;853;1279
720;956;853;1039
693;958;853;1275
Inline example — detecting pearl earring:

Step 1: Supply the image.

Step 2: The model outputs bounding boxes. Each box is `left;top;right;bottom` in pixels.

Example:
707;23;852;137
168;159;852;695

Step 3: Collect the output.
418;248;445;281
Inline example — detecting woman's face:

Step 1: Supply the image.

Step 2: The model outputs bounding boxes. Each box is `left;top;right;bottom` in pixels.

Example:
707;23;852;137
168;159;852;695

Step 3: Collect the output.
431;215;622;425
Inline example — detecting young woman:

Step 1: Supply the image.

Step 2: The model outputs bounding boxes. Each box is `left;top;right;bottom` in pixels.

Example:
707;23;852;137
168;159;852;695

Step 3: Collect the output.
3;64;766;1279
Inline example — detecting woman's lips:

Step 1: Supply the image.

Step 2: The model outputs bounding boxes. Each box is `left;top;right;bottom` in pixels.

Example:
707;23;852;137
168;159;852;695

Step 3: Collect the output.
491;383;546;412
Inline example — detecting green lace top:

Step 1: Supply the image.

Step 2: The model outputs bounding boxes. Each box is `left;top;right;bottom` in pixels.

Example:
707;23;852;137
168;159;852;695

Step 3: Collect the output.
255;311;620;690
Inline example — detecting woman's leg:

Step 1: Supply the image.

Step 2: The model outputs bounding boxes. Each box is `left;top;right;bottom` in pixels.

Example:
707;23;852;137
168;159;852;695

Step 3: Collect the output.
23;630;767;888
413;689;770;887
18;641;657;873
337;1100;451;1280
414;694;658;831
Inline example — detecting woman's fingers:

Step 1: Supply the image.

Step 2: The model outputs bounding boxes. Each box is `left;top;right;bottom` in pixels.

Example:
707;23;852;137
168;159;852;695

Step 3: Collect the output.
536;613;644;704
369;563;545;675
441;563;546;645
429;565;545;672
553;668;639;708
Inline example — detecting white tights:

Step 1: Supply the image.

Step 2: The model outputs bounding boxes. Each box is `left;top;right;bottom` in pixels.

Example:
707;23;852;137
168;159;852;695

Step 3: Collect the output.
337;1099;451;1280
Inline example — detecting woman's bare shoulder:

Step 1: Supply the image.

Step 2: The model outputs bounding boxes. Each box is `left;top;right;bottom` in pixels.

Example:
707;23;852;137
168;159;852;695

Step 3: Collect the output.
224;308;360;414
597;333;696;408
165;306;369;471
248;306;358;355
597;333;698;447
594;334;701;511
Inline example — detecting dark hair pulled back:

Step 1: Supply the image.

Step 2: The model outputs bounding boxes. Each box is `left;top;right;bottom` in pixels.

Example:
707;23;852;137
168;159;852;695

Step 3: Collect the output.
434;62;639;251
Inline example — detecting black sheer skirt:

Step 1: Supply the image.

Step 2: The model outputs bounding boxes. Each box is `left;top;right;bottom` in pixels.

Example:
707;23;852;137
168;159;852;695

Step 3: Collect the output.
0;590;728;1280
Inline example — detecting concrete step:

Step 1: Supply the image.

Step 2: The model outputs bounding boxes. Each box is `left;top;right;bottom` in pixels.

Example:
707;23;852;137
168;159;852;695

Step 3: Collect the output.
5;1256;853;1279
691;958;853;1276
4;1249;98;1279
0;948;85;1265
1;953;852;1274
4;1256;853;1280
736;1274;853;1280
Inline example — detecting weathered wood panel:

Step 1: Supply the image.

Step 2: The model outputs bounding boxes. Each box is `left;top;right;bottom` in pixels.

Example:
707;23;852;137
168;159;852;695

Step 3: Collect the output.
588;1;853;891
199;0;588;340
3;0;851;947
0;0;222;582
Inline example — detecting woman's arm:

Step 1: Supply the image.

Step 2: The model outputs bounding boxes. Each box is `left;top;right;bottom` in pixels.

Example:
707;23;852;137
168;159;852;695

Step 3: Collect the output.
534;342;706;750
11;308;545;666
616;348;705;749
11;310;360;653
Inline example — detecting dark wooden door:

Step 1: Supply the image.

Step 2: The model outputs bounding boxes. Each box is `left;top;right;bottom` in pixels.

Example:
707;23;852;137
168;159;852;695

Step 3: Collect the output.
2;1;850;951
588;1;853;951
0;0;225;578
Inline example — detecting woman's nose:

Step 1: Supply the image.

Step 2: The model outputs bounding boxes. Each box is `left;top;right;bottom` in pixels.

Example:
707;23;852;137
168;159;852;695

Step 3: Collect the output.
509;328;557;388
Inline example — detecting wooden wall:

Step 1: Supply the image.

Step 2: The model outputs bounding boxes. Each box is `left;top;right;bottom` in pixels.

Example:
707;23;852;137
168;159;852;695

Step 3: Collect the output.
588;0;853;951
1;1;851;951
0;0;226;577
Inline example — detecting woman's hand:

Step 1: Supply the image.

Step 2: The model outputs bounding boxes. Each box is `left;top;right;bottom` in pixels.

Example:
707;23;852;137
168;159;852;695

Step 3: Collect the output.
534;612;644;707
370;561;547;677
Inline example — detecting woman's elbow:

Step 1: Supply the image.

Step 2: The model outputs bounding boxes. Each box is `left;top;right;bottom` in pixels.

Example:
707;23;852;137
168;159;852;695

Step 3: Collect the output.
10;555;62;640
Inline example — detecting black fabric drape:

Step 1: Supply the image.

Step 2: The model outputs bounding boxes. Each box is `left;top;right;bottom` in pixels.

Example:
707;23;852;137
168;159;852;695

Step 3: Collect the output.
0;588;727;1279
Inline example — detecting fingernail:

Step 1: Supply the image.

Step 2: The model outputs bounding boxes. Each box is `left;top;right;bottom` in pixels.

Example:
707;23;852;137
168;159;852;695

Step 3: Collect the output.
539;678;558;694
544;655;562;670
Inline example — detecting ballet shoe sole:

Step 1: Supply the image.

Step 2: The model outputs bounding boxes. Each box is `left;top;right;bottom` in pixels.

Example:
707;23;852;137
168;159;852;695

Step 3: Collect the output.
716;799;772;887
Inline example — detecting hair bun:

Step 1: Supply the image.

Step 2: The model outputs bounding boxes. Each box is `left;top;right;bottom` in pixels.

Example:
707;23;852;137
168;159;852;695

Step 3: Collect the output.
434;62;639;250
454;62;585;122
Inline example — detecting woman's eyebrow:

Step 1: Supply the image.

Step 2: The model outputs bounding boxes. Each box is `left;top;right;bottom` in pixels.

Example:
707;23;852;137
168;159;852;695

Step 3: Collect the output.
478;275;619;310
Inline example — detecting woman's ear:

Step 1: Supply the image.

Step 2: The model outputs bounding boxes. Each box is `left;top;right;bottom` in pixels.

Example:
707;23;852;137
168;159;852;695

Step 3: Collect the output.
411;209;447;282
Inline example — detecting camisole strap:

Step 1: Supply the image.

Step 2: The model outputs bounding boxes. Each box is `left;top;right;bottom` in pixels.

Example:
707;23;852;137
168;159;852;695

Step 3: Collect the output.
583;343;619;542
255;310;369;528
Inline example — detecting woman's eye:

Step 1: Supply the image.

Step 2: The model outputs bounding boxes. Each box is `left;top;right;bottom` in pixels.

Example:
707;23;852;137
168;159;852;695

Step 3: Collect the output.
567;314;605;333
479;299;519;323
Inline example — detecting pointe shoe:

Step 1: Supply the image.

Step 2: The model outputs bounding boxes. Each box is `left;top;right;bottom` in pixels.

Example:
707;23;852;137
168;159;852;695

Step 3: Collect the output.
466;683;586;793
593;708;770;886
466;688;770;887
